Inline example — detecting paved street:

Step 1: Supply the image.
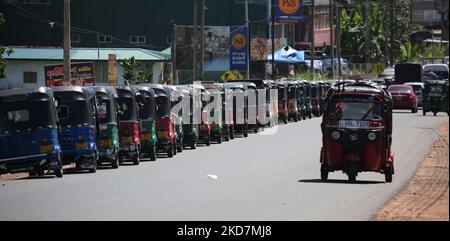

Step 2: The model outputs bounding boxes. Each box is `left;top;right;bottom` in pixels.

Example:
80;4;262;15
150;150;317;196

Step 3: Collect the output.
0;111;448;221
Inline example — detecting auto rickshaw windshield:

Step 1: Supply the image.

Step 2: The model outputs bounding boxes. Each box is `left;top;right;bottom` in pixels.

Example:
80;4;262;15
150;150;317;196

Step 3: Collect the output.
117;97;138;122
97;98;115;124
155;96;170;118
330;96;383;121
311;87;318;98
140;97;156;120
0;99;56;132
278;88;287;100
57;99;94;126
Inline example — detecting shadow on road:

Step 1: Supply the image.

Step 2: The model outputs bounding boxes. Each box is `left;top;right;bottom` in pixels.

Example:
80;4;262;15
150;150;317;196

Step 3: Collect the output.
298;179;385;185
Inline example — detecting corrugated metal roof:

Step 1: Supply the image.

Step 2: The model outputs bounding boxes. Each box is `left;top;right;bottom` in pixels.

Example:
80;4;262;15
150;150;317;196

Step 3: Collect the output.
3;47;170;61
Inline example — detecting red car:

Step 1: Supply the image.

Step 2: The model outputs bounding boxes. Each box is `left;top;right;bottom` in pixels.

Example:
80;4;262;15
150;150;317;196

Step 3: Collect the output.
388;85;418;113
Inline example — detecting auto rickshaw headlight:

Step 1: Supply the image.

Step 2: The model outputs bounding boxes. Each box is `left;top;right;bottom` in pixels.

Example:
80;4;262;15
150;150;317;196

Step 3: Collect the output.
331;131;341;140
368;132;377;141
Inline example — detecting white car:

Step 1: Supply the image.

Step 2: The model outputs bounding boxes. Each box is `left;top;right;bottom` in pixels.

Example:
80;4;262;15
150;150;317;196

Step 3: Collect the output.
423;64;449;80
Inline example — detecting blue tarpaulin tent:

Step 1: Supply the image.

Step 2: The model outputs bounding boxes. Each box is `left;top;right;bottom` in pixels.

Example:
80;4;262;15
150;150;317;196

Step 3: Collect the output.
267;45;305;63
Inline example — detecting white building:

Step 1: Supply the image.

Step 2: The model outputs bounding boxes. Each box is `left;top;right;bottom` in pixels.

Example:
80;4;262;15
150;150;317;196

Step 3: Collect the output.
0;47;170;90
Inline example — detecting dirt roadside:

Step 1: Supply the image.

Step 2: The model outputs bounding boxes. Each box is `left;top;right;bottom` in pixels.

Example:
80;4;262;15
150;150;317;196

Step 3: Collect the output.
375;123;449;221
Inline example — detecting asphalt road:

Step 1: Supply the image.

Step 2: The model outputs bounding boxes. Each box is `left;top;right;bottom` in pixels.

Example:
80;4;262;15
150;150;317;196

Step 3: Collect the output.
0;111;448;221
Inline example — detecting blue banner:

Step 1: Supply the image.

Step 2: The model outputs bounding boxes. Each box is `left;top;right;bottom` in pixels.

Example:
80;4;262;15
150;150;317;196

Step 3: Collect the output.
276;0;304;23
229;26;248;71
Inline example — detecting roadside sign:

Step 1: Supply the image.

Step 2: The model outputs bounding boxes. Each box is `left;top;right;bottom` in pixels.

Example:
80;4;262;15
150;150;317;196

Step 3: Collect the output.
45;62;95;87
276;0;304;23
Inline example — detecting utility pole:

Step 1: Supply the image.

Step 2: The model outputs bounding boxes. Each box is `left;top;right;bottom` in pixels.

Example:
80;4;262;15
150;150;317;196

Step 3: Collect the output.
330;0;334;79
364;0;370;74
245;0;250;79
193;0;198;82
172;24;178;85
311;0;315;79
63;0;71;84
200;0;205;81
336;4;342;78
390;0;395;66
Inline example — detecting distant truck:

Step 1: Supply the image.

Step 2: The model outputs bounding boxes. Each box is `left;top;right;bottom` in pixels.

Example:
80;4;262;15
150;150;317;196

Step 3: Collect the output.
395;63;423;84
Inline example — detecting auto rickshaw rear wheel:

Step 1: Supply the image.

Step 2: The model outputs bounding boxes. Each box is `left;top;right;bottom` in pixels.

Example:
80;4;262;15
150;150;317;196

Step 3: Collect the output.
173;143;177;155
385;166;393;183
217;135;222;144
177;140;183;153
150;146;157;161
320;164;329;181
347;162;358;183
167;144;174;158
191;142;197;149
230;128;235;140
112;152;119;169
54;168;63;178
434;112;437;116
132;150;140;165
205;138;211;146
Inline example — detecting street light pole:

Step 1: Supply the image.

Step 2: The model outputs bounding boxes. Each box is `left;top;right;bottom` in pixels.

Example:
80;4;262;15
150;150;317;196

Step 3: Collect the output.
63;0;71;84
330;0;334;79
271;0;276;80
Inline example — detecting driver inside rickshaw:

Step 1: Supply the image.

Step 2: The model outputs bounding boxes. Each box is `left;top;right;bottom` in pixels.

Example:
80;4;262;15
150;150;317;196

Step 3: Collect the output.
332;99;382;121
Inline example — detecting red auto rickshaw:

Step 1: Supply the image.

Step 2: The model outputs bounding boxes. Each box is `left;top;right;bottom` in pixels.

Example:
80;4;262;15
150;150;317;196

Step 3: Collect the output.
320;82;395;183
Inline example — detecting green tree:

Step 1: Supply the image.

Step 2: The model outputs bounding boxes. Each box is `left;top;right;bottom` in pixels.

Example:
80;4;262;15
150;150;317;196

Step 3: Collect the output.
340;0;423;65
0;12;13;78
120;57;140;85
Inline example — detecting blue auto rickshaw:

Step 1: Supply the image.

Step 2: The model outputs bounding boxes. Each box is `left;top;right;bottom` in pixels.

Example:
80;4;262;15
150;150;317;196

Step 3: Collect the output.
52;86;99;173
0;87;64;178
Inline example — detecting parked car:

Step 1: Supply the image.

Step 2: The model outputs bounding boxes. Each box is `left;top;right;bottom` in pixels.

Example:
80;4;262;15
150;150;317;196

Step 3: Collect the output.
387;85;418;113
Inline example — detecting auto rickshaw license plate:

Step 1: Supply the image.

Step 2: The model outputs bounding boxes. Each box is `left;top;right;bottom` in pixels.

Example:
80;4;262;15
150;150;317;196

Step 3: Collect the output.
157;131;168;137
76;143;88;149
121;137;133;144
140;134;151;141
40;145;54;153
100;140;112;147
338;120;369;129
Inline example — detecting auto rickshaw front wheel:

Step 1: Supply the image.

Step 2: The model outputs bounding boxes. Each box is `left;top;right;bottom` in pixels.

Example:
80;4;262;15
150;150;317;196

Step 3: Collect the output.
205;137;211;146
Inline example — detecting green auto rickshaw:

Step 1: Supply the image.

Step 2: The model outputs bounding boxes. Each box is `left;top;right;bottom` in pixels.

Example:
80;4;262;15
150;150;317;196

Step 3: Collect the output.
93;86;120;169
423;80;449;116
136;86;158;161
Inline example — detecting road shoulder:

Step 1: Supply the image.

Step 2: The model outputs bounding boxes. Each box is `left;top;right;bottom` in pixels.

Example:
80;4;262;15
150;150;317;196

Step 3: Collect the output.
375;123;449;221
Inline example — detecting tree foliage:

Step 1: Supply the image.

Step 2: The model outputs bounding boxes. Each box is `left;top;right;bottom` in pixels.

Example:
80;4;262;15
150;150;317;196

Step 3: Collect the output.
340;0;424;65
120;56;152;85
0;12;13;78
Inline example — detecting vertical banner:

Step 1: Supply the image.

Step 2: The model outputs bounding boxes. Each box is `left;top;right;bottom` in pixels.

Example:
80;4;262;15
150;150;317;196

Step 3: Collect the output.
108;54;117;86
230;26;248;71
276;0;304;23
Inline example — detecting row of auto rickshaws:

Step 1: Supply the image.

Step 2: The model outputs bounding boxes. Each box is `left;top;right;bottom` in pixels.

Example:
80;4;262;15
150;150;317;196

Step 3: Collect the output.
0;80;331;178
